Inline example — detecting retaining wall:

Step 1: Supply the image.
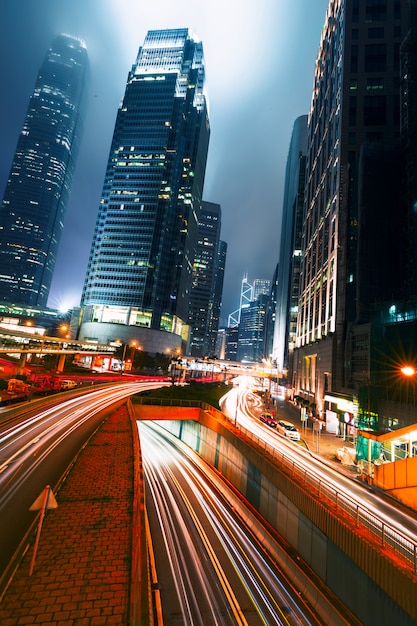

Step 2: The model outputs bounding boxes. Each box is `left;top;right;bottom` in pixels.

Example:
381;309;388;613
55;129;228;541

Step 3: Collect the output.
134;404;417;626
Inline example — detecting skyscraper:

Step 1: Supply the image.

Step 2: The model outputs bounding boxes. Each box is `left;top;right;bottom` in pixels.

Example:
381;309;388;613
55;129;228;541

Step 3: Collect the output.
252;279;272;302
237;294;269;363
188;201;225;357
292;0;411;418
0;34;89;307
272;115;308;376
80;29;209;352
211;239;227;353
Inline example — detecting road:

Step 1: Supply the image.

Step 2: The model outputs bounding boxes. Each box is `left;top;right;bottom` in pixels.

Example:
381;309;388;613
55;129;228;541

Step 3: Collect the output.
140;420;324;626
0;380;167;582
220;376;417;569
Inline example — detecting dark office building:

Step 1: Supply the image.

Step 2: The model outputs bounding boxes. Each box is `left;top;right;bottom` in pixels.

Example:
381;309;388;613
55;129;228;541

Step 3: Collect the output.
272;115;308;377
0;35;89;307
210;239;227;356
224;327;239;362
293;0;412;419
401;0;417;294
189;201;225;357
264;263;278;363
80;29;209;354
237;294;269;363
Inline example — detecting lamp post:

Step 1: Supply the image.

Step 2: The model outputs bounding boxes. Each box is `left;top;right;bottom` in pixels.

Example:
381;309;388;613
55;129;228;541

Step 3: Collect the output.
168;347;181;384
400;365;416;454
120;340;138;375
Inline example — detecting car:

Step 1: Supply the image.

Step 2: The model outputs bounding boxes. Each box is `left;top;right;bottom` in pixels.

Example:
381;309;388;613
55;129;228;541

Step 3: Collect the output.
277;420;300;441
259;412;277;428
60;379;77;390
335;446;356;464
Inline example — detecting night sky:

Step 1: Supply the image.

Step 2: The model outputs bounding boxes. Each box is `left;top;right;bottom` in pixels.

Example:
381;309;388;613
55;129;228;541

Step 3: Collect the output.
0;0;329;323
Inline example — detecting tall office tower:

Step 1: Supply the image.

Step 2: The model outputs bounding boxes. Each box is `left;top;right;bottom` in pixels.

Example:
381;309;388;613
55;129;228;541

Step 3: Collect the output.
0;35;89;308
263;262;278;362
80;29;209;352
188;201;224;357
293;1;410;415
401;0;417;295
272;115;308;377
252;279;271;301
224;327;239;361
211;239;227;354
237;294;269;363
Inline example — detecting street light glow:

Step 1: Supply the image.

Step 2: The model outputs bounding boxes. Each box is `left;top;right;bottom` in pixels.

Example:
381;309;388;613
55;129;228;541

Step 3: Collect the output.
401;366;416;377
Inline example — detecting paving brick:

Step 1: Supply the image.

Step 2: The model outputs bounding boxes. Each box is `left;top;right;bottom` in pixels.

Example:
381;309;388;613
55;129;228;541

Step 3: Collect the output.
0;406;133;625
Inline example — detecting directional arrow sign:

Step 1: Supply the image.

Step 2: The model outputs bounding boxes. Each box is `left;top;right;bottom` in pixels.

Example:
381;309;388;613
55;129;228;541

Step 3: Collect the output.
30;486;58;511
29;485;58;575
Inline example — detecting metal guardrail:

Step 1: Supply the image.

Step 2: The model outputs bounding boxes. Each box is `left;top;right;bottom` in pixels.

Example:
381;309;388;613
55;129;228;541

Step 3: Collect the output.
133;397;417;572
234;417;417;573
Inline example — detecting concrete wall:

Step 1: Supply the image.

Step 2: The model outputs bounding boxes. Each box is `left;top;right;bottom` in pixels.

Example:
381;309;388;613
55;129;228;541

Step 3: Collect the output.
133;405;417;626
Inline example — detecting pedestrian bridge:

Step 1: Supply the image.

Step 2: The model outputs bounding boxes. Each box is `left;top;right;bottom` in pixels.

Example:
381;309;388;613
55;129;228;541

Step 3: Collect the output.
0;326;115;373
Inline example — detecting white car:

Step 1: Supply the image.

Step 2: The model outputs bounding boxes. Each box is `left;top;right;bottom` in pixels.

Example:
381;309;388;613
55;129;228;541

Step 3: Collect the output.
277;420;300;441
60;379;77;390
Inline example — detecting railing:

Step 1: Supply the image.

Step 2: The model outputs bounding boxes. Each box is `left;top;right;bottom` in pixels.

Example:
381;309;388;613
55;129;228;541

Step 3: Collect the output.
133;397;417;572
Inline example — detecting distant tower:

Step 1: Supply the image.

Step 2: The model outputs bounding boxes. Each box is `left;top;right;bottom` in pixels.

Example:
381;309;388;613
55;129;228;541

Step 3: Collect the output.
189;201;225;357
0;34;90;307
211;239;227;353
80;29;209;351
273;115;308;374
237;294;269;363
252;278;271;301
228;274;252;327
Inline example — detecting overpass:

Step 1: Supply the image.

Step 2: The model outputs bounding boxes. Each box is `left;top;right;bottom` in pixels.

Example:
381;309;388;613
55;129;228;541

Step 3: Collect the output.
0;326;115;373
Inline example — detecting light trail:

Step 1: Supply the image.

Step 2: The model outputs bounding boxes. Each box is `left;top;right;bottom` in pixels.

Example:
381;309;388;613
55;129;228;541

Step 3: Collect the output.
0;382;167;506
140;421;324;625
220;376;417;565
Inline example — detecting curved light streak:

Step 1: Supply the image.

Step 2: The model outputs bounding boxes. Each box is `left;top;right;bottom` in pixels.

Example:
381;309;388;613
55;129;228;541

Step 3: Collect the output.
221;376;417;555
140;421;321;625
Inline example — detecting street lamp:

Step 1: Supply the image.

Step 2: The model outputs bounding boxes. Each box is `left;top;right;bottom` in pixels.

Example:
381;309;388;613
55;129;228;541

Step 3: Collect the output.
120;340;138;375
400;363;417;422
401;365;416;377
167;347;181;384
59;324;69;338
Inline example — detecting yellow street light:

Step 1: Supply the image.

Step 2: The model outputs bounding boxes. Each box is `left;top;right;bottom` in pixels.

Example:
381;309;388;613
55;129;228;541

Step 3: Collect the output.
401;366;416;377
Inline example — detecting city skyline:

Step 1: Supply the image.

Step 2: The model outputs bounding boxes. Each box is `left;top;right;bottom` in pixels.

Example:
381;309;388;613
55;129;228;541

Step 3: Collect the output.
0;0;329;322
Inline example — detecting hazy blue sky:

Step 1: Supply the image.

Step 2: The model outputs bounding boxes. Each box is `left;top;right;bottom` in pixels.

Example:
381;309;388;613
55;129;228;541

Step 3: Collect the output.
0;0;329;322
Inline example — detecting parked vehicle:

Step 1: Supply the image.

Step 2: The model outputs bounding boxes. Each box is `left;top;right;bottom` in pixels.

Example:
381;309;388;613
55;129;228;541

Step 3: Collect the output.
60;379;77;390
0;378;31;405
29;374;62;394
259;412;277;428
7;378;30;395
277;420;300;441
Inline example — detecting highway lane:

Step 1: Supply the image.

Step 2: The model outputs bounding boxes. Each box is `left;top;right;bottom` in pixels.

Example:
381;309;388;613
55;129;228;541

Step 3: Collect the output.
0;381;167;585
140;421;325;626
220;376;417;567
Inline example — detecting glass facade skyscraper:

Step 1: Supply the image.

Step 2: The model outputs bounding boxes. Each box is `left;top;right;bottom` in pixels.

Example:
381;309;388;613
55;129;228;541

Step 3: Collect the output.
188;201;225;357
0;34;89;307
80;29;209;350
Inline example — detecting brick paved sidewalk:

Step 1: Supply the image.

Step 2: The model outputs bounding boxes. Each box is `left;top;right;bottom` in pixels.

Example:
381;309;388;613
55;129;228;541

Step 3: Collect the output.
0;406;135;626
